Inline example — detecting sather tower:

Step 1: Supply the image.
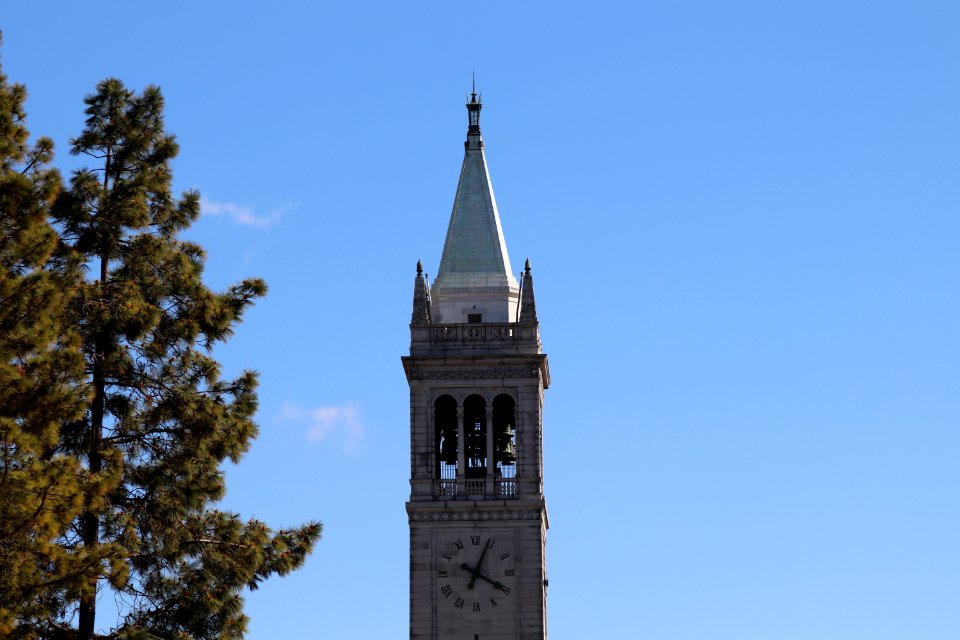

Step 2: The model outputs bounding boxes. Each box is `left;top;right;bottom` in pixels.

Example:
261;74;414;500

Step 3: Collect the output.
403;90;551;640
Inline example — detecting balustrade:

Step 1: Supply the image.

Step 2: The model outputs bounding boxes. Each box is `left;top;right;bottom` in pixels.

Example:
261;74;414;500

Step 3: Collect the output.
431;476;518;499
434;479;457;497
495;478;517;498
430;323;519;345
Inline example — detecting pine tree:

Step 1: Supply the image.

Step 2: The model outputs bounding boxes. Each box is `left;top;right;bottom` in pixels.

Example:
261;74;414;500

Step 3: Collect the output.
0;46;116;637
0;47;127;636
49;78;320;640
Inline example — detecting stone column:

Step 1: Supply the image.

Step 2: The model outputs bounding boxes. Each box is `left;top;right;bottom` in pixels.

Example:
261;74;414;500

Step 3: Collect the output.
485;405;495;495
456;406;465;496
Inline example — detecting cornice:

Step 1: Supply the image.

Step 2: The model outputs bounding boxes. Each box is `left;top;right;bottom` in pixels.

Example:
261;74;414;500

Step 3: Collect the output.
401;354;550;387
408;508;545;523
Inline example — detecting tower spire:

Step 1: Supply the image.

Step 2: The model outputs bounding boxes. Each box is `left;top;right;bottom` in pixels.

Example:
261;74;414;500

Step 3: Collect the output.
430;91;519;324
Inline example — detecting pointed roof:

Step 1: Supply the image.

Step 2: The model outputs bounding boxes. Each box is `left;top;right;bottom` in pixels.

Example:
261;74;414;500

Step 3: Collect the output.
519;258;538;324
411;260;431;324
433;92;518;291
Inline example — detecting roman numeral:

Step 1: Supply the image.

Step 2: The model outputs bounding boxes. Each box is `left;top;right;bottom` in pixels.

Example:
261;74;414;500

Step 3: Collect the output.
438;570;448;578
454;539;464;551
500;553;511;561
499;585;511;595
473;602;481;612
471;536;481;546
441;553;452;561
455;597;465;609
441;585;452;598
490;598;499;608
504;569;514;577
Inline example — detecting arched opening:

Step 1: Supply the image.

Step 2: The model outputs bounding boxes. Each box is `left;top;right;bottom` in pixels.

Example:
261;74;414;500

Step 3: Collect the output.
493;394;517;480
434;395;457;486
463;395;487;478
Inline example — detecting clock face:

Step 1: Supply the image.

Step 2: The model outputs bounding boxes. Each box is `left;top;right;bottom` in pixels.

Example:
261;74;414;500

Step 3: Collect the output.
435;531;516;615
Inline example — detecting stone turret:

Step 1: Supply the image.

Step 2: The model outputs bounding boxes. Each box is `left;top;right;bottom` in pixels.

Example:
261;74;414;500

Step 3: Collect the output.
411;260;431;324
519;258;538;324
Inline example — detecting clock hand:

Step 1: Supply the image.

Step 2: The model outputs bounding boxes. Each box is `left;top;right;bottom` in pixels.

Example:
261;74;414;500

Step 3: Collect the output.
474;538;491;571
463;539;492;589
471;571;504;590
460;562;479;589
459;562;504;591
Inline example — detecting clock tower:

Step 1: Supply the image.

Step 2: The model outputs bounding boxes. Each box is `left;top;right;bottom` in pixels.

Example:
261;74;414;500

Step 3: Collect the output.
403;91;550;640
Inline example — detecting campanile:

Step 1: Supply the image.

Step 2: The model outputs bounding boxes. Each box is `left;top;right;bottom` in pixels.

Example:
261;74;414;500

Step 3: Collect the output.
403;91;550;640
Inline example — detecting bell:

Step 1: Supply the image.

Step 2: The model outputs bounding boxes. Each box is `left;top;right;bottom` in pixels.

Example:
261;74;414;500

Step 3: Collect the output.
500;426;516;463
439;430;458;464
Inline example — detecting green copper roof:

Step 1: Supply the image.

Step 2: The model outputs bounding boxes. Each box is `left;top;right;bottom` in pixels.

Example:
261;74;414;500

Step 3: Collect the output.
434;134;518;290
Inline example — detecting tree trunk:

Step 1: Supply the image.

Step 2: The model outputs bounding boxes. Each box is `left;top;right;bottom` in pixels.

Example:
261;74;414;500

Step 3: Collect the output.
78;151;111;640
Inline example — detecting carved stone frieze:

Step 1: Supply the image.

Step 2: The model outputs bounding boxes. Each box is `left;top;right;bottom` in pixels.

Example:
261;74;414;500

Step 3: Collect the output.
410;510;543;523
408;365;541;380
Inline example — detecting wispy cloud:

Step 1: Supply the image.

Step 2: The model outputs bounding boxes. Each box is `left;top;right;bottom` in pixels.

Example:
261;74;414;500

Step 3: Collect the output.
277;402;365;453
200;197;295;228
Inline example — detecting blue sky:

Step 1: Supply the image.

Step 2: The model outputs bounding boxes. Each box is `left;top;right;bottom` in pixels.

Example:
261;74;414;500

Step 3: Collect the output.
4;2;960;637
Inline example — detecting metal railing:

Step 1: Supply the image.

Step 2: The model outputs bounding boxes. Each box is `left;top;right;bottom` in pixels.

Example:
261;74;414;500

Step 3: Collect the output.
432;477;519;499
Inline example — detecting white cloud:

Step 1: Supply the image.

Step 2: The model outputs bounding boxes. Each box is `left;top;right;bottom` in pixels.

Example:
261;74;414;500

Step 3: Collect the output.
201;197;295;228
277;402;365;453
